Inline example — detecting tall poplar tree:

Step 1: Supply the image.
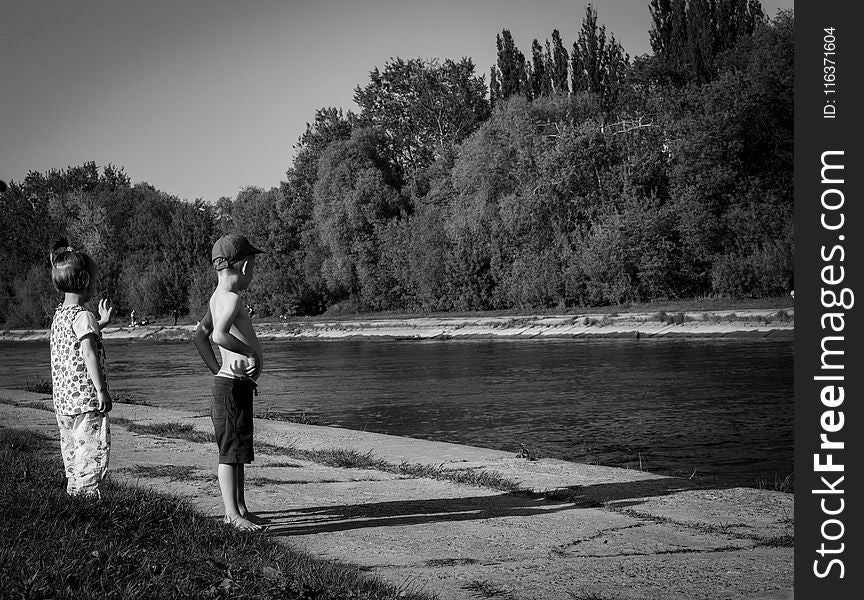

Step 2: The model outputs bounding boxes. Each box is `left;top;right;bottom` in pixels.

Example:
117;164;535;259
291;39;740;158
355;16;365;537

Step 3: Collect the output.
650;0;765;84
551;29;570;94
687;0;715;83
529;39;546;99
570;5;628;110
492;30;528;102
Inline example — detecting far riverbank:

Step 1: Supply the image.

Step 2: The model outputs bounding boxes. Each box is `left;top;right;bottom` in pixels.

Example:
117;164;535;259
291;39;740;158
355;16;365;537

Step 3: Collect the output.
0;307;793;343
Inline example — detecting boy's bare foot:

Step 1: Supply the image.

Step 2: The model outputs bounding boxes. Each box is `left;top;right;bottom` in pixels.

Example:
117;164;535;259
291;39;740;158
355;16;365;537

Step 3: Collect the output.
239;511;267;525
224;515;263;531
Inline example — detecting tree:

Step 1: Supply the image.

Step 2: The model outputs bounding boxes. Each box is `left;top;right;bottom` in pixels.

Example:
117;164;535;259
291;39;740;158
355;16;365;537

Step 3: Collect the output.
312;128;402;305
649;0;691;83
283;107;357;212
491;30;529;104
686;0;715;83
570;5;629;111
649;0;766;84
550;29;570;94
354;58;490;179
529;39;547;98
223;185;309;316
489;66;501;105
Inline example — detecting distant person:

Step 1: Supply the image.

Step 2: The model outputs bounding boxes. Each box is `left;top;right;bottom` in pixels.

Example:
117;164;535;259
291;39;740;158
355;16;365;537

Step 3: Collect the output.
49;238;115;498
192;233;265;531
172;307;179;326
130;309;137;327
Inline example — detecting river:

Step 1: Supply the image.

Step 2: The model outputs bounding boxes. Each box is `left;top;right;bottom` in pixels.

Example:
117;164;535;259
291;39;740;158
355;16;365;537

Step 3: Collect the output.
3;336;793;489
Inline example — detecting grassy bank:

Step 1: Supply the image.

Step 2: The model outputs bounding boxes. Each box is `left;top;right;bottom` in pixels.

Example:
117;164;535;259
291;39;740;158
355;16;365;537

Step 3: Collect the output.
0;427;430;600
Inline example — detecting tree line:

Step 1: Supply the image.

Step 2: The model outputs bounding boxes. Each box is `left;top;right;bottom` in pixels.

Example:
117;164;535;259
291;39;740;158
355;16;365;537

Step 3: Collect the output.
0;1;793;327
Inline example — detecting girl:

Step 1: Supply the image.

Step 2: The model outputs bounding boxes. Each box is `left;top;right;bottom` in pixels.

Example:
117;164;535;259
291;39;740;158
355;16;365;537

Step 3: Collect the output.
49;238;114;498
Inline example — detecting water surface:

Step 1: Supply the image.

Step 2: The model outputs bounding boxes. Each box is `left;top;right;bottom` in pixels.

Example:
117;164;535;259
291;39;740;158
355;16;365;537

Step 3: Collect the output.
3;337;793;488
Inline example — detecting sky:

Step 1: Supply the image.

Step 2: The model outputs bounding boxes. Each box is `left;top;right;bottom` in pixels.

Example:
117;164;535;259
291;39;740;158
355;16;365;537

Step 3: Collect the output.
1;0;794;203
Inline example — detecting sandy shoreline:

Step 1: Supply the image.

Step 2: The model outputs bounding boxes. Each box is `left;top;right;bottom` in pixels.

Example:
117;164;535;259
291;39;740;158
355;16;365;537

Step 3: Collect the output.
0;307;794;343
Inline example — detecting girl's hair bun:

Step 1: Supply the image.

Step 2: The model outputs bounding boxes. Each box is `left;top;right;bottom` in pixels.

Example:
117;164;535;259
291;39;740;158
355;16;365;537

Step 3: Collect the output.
50;238;94;293
50;237;72;267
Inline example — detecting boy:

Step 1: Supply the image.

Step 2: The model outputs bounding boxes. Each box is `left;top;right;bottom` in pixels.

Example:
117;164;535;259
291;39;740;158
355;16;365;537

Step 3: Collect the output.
193;233;265;531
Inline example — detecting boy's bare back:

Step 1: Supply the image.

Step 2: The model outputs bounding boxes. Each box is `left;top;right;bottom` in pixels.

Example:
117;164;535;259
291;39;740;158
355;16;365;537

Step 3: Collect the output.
210;287;262;380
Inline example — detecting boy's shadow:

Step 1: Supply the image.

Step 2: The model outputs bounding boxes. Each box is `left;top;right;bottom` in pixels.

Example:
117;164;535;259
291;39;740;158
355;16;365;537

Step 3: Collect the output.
257;476;711;536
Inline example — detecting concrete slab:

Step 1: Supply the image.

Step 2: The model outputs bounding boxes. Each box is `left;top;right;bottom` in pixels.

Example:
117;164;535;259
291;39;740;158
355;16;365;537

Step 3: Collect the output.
0;389;793;600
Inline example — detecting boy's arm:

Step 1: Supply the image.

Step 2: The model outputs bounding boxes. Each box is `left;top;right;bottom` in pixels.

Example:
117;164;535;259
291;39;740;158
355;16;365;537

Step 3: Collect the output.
192;308;220;374
80;334;112;413
210;292;257;360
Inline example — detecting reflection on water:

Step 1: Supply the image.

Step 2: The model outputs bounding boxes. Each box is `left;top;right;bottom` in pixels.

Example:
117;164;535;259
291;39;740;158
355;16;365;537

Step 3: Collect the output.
3;336;793;488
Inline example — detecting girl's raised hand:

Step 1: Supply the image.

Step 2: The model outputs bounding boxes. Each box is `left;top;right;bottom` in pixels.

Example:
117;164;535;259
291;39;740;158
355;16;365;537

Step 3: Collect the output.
98;298;114;329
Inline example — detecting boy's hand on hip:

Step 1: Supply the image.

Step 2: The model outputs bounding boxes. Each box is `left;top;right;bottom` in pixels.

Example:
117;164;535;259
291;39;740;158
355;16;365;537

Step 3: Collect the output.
247;353;263;380
246;355;259;379
228;358;248;377
97;390;113;413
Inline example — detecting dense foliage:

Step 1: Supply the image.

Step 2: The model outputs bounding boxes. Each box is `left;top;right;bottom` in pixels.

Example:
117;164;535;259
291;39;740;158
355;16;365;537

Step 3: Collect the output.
0;2;793;326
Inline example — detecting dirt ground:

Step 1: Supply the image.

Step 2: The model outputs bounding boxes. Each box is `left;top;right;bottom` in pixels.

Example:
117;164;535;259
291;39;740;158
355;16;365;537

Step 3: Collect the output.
1;390;794;600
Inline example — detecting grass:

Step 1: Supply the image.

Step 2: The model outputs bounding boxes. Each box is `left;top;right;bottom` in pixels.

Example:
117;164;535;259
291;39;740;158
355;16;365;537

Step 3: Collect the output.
113;392;153;407
23;378;53;394
582;315;611;327
490;317;534;329
10;379;151;407
0;426;432;600
425;558;479;567
258;407;326;425
2;393;150;412
112;419;216;444
395;462;521;492
255;441;523;493
754;534;795;548
647;309;795;326
701;311;793;325
655;311;689;325
119;464;210;482
264;461;303;468
461;580;513;598
0;397;54;412
756;472;794;493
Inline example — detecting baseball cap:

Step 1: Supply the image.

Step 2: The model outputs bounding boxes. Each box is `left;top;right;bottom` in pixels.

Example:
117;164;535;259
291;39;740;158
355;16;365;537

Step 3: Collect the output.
211;233;265;270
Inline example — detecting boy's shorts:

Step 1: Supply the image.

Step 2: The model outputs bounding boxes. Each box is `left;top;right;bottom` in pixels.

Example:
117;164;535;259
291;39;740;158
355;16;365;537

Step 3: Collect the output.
211;376;256;464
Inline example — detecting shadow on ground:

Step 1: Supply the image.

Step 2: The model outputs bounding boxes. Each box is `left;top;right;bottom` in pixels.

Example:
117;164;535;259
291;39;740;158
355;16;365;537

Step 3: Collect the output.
258;476;712;536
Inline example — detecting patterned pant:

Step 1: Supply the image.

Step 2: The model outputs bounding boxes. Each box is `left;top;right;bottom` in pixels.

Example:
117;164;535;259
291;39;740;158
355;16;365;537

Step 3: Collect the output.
56;411;111;497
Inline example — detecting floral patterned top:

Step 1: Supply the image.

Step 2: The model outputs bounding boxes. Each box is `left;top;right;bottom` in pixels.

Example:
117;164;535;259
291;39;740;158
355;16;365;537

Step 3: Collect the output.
50;304;107;415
